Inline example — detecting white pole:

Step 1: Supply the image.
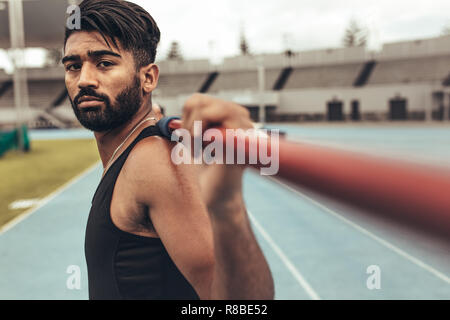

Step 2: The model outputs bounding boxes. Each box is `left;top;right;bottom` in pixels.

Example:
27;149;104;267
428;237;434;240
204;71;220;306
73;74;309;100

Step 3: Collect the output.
257;64;265;124
8;0;30;150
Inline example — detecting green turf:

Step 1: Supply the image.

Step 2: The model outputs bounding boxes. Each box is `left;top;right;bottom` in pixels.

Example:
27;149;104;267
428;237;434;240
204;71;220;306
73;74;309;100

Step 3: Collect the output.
0;139;99;228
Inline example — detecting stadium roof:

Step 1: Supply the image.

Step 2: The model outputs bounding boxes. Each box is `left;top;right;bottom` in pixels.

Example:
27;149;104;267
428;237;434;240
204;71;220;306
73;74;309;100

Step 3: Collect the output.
0;0;77;49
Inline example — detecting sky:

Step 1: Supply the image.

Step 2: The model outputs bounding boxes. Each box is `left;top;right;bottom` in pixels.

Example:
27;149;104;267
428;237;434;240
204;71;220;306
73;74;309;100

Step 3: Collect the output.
0;0;449;70
134;0;450;62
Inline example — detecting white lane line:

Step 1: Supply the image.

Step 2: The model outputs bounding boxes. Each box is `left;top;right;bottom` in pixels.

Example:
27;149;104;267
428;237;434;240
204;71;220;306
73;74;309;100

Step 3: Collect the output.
247;210;321;300
269;177;450;285
0;161;101;235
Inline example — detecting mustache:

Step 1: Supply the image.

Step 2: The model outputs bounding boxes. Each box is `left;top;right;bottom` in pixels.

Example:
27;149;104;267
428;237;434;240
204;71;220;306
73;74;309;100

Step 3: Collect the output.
73;87;110;106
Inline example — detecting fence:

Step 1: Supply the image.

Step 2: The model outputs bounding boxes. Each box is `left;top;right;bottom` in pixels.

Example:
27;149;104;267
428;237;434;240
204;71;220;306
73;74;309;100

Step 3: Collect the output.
0;125;30;157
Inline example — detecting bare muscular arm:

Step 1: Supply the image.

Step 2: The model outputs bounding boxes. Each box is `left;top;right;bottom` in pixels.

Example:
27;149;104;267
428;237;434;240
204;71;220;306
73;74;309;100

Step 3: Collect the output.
123;94;274;300
123;137;216;299
182;94;274;299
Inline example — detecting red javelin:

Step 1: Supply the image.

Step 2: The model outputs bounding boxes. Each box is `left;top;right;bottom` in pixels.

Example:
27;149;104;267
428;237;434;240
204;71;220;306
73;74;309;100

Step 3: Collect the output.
167;119;450;241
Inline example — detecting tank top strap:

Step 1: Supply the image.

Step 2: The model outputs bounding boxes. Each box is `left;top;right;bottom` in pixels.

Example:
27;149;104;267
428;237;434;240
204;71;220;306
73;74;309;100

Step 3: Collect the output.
91;125;166;204
126;125;164;154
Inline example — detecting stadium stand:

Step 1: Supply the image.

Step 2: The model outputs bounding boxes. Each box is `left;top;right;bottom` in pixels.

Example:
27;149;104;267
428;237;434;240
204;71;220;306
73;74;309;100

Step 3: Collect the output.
208;68;281;93
283;62;364;89
0;79;14;108
28;80;67;108
367;54;450;85
273;67;293;91
199;72;219;93
0;80;12;99
443;73;450;87
0;65;76;128
377;35;450;60
2;35;449;126
0;69;12;97
353;60;376;87
155;72;210;97
0;79;67;108
153;59;215;97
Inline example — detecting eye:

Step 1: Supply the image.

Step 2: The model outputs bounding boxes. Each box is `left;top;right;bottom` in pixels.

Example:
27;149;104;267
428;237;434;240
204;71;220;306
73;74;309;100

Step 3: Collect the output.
65;63;81;71
97;61;114;68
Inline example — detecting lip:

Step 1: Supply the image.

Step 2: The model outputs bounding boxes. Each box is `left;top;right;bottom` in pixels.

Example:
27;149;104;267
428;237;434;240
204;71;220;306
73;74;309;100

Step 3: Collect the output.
78;99;104;108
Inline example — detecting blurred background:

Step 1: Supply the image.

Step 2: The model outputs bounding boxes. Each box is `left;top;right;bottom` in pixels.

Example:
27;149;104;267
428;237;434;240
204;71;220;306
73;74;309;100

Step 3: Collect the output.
0;0;449;300
0;0;449;127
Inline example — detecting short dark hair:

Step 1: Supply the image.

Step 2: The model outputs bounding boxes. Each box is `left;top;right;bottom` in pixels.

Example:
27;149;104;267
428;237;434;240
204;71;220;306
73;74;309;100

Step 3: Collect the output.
64;0;160;70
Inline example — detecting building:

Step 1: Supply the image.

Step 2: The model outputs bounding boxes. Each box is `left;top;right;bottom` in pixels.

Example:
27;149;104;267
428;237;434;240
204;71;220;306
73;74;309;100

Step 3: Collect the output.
1;34;449;127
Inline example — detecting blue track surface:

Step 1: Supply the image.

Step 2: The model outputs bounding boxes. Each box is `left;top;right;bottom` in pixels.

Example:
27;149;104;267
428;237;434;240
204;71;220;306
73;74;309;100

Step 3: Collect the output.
1;124;449;299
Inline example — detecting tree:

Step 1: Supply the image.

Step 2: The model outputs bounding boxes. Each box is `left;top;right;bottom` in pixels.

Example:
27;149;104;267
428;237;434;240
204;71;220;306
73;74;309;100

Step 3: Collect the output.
239;28;250;56
167;41;183;60
342;19;368;48
239;35;250;55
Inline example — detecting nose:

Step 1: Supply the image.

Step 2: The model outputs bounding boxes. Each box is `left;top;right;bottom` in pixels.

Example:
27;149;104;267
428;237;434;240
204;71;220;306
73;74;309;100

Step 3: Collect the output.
77;63;99;89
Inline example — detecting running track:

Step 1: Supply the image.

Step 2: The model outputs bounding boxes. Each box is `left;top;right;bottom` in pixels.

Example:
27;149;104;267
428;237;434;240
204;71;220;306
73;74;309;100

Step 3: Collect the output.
0;125;449;299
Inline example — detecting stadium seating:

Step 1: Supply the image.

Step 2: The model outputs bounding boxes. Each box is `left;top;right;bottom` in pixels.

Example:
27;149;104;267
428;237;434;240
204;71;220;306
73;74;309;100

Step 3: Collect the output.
155;72;209;97
0;79;66;109
208;68;281;93
368;54;450;85
1;35;449;126
284;62;363;89
28;80;67;108
0;81;14;108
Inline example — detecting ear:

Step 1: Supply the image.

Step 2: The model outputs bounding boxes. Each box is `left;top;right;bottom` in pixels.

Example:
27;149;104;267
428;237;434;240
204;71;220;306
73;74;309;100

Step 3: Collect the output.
140;63;159;95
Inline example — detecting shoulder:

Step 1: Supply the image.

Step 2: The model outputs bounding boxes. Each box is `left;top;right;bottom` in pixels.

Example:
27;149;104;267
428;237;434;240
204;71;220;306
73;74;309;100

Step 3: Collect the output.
121;133;177;184
120;131;200;205
128;133;175;169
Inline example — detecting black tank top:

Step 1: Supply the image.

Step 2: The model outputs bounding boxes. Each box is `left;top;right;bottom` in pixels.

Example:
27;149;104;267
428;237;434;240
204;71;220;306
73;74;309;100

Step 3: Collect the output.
85;125;199;300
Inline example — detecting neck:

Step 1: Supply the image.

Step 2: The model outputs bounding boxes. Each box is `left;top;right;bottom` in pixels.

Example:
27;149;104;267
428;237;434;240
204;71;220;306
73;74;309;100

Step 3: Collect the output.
94;106;152;168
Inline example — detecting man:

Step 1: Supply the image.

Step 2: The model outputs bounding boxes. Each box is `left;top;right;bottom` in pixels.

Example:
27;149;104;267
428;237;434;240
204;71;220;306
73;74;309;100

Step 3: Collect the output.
63;0;273;299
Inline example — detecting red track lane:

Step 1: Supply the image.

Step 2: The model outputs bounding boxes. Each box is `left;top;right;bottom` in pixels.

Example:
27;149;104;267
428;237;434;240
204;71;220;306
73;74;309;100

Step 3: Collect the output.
167;120;450;240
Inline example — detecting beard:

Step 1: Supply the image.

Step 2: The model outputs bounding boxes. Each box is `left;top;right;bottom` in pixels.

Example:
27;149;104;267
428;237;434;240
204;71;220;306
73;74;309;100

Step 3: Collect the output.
69;75;142;132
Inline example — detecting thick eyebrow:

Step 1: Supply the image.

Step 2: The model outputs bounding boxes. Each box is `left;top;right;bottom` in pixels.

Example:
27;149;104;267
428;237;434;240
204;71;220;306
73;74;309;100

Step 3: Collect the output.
87;50;122;60
61;50;122;64
61;54;80;64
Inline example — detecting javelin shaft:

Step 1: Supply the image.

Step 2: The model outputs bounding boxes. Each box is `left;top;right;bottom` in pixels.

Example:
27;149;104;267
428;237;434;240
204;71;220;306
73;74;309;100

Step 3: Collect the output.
165;118;450;240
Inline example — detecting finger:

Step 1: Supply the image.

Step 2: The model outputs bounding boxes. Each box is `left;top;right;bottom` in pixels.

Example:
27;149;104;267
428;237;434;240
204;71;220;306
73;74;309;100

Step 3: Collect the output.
182;94;238;134
168;119;182;130
182;94;204;134
197;103;231;129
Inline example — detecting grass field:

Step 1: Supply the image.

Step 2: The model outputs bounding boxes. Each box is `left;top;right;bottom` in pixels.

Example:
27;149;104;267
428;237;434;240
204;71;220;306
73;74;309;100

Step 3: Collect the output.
0;139;99;228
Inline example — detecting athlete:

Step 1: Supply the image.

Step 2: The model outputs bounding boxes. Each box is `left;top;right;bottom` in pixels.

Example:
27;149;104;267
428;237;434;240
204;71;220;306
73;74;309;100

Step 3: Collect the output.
63;0;274;299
